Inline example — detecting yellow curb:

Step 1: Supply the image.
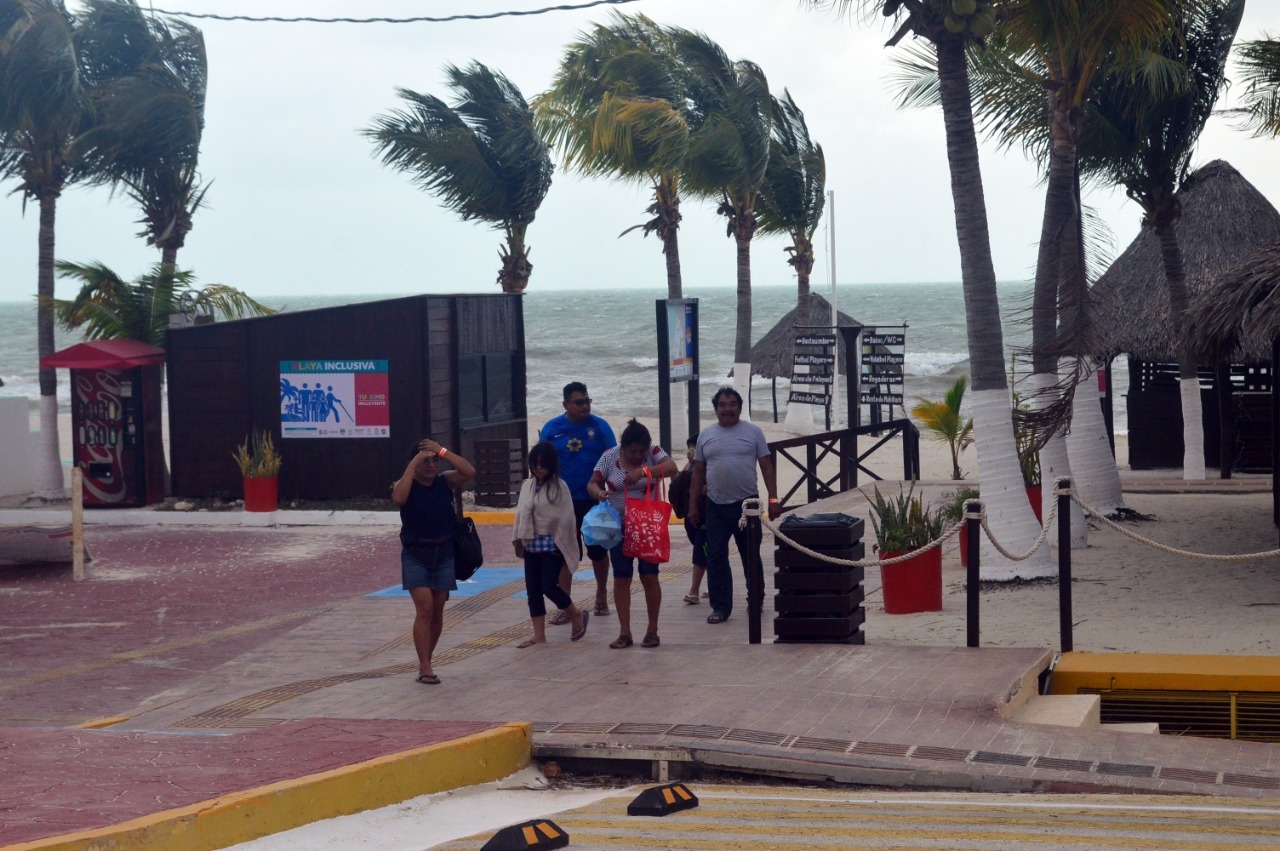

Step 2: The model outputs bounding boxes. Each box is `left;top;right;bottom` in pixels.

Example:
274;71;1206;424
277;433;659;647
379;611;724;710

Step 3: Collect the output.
9;722;531;851
71;717;129;730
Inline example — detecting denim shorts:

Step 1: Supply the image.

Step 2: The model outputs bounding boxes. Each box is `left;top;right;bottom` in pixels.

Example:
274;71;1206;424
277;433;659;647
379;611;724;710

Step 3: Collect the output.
608;542;659;579
401;543;457;591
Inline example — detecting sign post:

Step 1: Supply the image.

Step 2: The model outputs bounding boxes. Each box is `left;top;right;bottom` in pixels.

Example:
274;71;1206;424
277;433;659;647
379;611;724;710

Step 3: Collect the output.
656;299;699;454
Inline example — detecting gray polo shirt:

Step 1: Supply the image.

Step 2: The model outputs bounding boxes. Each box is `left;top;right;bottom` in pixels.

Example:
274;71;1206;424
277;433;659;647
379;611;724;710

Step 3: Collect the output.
696;421;769;504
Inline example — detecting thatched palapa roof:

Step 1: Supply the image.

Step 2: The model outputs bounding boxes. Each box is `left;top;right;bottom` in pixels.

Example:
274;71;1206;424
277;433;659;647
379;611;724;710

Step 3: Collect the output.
1091;160;1280;363
748;292;862;379
1189;239;1280;359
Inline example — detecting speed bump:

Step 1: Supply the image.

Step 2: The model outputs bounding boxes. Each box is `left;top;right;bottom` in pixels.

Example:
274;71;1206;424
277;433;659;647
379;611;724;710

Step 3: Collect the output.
627;782;699;816
481;818;569;850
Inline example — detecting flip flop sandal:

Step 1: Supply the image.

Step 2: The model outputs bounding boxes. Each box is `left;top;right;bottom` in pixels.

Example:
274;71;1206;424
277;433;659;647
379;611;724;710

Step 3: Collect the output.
571;611;590;642
609;635;633;649
706;612;727;624
547;609;571;625
594;601;611;616
682;594;700;605
415;673;440;685
641;633;660;648
516;639;543;649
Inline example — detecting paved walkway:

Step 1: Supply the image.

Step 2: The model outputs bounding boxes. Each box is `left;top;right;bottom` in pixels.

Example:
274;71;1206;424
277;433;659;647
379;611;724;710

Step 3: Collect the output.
1;473;1278;849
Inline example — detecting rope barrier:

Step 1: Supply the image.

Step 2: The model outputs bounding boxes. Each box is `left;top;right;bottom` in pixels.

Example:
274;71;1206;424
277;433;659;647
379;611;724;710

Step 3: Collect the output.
740;476;1280;569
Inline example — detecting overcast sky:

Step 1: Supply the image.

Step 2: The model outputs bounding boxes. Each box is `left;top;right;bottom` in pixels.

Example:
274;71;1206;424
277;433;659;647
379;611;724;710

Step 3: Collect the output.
0;0;1276;301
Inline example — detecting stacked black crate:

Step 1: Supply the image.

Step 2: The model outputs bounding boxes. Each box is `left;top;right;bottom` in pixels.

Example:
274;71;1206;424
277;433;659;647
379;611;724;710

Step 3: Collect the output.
773;513;866;644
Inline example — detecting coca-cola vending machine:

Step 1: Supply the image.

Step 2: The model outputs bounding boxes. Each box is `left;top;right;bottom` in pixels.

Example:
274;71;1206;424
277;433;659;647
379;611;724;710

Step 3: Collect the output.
44;341;167;507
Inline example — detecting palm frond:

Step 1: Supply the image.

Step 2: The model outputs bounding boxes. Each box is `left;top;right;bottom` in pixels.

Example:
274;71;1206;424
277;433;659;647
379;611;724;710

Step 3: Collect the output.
1231;36;1280;137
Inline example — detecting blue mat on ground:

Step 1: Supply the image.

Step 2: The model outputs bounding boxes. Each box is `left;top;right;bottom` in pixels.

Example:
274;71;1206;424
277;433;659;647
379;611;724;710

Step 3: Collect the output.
369;566;597;599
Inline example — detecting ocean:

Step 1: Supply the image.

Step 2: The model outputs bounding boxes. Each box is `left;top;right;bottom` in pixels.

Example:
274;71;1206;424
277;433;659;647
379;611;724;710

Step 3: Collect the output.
0;281;1128;433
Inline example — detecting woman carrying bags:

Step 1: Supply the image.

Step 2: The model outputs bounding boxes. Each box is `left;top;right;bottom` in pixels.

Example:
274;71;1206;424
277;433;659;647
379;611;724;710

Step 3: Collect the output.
513;442;589;647
392;437;475;685
588;419;678;649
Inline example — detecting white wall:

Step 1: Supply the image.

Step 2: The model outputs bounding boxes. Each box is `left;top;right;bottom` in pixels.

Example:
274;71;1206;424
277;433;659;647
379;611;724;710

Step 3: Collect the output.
0;397;35;496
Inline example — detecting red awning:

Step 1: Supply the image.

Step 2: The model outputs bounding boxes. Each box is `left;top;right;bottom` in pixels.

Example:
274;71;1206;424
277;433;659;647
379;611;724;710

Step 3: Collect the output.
40;339;166;369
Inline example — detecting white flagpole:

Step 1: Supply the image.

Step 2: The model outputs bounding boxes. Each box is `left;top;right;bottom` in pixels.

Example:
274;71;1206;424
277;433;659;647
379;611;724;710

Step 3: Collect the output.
828;189;839;427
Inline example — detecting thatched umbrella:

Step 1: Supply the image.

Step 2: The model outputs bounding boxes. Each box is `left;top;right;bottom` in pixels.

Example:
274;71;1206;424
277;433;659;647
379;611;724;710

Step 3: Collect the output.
1092;160;1280;363
1189;239;1280;360
746;292;864;422
749;292;862;379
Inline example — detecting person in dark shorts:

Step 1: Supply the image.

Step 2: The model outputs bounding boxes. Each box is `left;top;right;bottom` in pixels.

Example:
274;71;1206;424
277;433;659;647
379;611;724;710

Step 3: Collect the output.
670;433;708;604
539;381;616;618
513;442;589;647
391;437;475;685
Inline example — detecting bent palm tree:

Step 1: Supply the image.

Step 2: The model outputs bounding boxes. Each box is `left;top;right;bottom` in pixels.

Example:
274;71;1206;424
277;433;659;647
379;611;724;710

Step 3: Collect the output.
811;0;1050;578
1234;35;1280;137
0;0;87;500
49;261;274;347
669;27;772;405
73;0;208;272
756;89;826;301
366;62;553;293
536;12;690;298
1083;0;1244;481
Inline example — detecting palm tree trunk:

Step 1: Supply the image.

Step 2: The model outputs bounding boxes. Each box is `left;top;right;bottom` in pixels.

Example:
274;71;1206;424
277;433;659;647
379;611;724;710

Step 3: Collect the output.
1155;218;1206;480
936;36;1051;579
657;174;682;300
1068;359;1127;515
160;243;179;274
35;194;66;500
732;223;754;419
498;224;533;293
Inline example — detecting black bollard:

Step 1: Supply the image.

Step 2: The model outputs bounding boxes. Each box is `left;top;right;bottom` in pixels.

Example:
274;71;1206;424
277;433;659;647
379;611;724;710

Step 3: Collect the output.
965;500;981;648
745;512;764;645
1057;478;1073;653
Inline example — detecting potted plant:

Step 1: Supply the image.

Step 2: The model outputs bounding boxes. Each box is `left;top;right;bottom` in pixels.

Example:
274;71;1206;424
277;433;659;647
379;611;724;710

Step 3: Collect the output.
865;483;944;614
233;429;282;512
909;375;974;480
1014;417;1043;524
940;486;981;567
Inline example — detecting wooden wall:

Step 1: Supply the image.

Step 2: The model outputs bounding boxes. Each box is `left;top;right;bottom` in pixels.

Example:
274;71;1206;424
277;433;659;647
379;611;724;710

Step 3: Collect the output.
167;294;526;501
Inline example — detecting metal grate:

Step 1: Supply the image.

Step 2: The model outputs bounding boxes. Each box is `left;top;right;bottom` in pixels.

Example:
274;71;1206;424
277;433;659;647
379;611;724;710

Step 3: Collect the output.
911;745;970;763
1082;688;1280;742
973;751;1032;767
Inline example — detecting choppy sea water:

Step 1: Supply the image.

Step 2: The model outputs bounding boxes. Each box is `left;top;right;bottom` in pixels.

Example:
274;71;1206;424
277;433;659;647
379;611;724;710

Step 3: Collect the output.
0;281;1128;432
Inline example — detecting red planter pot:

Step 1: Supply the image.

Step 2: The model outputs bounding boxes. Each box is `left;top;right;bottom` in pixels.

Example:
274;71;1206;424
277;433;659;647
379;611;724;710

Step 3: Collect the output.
1026;485;1043;525
879;547;943;614
243;475;278;512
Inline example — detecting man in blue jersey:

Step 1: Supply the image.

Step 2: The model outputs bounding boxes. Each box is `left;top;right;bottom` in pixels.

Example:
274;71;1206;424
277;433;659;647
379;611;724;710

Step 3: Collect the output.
539;381;616;617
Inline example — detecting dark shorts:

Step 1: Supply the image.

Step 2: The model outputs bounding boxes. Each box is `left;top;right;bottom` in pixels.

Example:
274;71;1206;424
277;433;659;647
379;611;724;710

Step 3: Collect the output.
685;518;708;568
573;498;608;562
401;543;457;591
608;542;660;579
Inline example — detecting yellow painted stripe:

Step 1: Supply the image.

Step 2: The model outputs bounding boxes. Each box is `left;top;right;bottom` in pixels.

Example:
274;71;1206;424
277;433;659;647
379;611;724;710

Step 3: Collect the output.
71;715;129;730
521;824;538;844
9;723;531;851
1051;651;1280;693
662;788;675;804
536;821;561;839
675;785;693;801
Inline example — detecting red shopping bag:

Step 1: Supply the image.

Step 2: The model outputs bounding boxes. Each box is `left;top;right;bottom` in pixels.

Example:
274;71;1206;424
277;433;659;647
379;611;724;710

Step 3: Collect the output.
622;473;672;563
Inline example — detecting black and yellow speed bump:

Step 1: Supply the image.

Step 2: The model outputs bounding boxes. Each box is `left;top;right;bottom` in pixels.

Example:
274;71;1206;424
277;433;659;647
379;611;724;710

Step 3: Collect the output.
626;782;699;816
480;818;569;850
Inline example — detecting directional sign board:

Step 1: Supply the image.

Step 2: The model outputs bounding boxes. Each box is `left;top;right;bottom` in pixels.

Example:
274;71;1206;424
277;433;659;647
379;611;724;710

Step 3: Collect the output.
789;327;836;407
859;326;907;410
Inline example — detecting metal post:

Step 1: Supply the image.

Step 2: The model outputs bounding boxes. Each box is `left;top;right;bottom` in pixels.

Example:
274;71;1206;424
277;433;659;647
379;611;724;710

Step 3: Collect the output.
965;500;980;647
1057;477;1073;653
72;467;85;582
745;513;764;645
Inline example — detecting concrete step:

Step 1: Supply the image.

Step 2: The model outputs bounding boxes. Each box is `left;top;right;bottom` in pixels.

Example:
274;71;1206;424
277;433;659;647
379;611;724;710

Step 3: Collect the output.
1011;694;1100;729
1102;722;1161;735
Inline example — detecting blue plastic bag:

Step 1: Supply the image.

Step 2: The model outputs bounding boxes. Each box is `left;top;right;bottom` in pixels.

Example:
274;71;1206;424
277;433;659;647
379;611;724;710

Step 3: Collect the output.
581;500;623;550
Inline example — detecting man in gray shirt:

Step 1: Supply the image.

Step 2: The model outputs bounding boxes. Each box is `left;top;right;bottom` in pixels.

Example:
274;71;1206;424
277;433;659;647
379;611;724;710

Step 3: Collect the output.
688;386;781;624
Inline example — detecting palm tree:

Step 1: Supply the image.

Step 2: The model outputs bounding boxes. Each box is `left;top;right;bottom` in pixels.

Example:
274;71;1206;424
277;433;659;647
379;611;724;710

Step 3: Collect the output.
0;0;87;500
811;0;1051;579
48;260;274;347
1082;0;1245;481
756;89;826;301
365;62;553;293
535;12;690;298
1233;36;1280;137
73;0;208;272
667;26;772;401
910;376;974;480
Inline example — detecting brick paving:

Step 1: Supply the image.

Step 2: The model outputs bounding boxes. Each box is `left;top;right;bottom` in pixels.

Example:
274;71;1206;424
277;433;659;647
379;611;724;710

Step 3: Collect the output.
2;481;1279;846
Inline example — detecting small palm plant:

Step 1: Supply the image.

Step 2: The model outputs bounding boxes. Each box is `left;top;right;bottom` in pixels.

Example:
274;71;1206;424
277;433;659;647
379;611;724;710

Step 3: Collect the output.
865;483;943;555
232;430;282;478
909;376;974;480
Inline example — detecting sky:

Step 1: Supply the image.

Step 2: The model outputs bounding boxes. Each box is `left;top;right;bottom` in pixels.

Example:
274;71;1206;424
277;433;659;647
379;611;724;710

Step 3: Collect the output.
0;0;1276;302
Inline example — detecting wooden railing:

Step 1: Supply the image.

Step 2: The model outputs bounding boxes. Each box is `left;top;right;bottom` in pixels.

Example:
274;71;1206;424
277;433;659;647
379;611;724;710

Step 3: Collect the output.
768;419;921;509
